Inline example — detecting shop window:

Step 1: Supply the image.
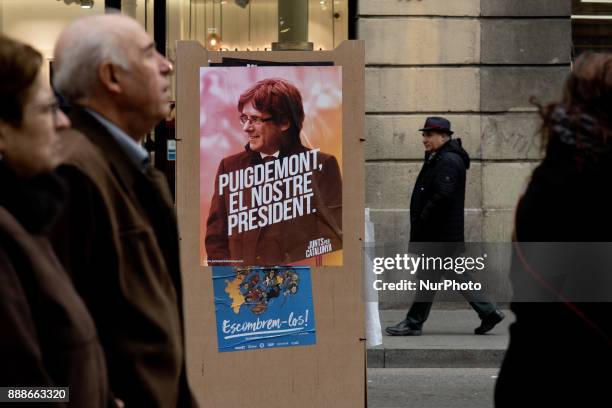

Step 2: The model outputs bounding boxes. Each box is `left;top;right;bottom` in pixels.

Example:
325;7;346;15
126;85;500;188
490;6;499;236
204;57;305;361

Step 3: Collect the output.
572;0;612;58
167;0;348;60
0;0;106;80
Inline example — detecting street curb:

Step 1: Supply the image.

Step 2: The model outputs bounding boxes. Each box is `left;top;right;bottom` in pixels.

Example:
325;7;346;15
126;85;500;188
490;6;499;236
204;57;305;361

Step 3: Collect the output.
367;348;505;368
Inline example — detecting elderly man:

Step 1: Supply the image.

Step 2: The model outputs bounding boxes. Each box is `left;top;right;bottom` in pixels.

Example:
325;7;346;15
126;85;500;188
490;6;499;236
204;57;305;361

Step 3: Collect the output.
205;78;342;266
51;14;195;407
386;117;504;336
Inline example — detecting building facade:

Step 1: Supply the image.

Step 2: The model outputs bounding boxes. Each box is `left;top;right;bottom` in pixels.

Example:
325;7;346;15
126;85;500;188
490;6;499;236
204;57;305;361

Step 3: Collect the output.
358;0;572;307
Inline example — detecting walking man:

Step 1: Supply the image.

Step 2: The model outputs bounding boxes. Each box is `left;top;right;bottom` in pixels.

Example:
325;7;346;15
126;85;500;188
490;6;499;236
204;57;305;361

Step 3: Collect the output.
385;117;504;336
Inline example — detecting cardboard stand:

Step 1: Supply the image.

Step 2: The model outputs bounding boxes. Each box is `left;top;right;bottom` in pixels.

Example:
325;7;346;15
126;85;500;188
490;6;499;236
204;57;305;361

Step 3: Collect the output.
176;40;365;407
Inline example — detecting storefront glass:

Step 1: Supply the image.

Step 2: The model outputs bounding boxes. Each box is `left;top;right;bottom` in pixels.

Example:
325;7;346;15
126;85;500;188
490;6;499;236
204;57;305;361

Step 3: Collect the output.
0;0;104;79
572;0;612;57
167;0;348;62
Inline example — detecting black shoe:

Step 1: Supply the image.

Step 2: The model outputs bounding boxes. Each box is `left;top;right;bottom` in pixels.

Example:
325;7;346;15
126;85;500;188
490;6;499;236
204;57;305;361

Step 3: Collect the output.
385;319;422;336
475;310;505;335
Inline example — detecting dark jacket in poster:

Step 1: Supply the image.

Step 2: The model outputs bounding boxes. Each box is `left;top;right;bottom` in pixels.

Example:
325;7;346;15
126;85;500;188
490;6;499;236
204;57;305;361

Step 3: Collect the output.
409;138;469;252
0;167;108;407
50;108;196;408
205;143;342;266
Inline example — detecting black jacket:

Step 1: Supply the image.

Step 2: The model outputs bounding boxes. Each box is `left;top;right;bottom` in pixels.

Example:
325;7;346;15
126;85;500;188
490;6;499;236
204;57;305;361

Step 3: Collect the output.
409;138;469;247
495;108;612;407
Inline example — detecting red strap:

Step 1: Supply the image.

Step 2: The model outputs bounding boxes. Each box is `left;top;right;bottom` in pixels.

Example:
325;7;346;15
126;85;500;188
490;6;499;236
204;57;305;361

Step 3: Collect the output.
513;198;611;346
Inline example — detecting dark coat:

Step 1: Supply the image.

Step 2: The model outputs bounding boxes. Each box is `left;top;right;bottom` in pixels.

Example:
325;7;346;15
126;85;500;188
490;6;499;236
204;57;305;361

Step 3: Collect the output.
495;129;612;407
50;108;196;408
0;166;108;407
205;143;342;266
409;138;469;248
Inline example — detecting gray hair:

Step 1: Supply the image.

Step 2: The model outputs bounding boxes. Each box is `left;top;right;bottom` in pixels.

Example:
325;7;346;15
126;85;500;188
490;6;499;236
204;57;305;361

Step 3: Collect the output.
53;17;131;103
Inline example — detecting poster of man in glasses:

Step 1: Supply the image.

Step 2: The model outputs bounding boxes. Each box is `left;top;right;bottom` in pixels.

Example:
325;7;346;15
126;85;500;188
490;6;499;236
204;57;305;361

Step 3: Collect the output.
200;67;343;267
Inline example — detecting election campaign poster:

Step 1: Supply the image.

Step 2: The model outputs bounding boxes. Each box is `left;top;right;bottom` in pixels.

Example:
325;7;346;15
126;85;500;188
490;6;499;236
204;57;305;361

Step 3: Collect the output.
212;266;316;352
200;66;343;267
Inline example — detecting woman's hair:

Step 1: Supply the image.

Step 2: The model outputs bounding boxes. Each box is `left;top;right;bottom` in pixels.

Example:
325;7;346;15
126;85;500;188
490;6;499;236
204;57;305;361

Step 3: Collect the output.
536;52;612;149
0;35;43;127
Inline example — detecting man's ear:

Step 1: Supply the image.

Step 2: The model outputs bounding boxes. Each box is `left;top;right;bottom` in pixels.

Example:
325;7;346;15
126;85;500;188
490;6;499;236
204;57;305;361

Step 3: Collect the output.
98;61;122;94
280;119;291;132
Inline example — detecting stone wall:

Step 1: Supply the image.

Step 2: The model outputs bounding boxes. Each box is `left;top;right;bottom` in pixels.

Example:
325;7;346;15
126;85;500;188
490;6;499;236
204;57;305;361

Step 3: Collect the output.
358;0;572;308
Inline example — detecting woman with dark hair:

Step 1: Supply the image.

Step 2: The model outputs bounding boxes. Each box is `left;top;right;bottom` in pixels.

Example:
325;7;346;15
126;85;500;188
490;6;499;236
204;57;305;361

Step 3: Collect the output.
0;35;108;406
495;52;612;406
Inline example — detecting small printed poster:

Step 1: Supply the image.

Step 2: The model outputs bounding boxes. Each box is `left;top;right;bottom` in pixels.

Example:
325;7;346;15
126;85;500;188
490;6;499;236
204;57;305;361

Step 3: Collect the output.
212;265;316;352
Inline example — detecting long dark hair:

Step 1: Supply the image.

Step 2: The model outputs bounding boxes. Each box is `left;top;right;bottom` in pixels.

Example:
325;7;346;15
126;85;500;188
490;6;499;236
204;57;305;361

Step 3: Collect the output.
535;52;612;155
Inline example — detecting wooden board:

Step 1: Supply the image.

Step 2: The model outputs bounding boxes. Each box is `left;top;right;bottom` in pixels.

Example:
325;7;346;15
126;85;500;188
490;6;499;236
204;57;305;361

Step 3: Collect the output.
176;40;365;408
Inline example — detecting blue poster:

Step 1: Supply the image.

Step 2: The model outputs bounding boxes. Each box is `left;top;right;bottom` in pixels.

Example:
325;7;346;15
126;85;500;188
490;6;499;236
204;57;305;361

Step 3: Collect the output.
212;266;316;352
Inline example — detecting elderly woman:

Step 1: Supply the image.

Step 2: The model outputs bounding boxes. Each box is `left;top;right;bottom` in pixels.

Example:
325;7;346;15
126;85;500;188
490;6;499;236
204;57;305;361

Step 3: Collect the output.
495;52;612;407
0;35;108;406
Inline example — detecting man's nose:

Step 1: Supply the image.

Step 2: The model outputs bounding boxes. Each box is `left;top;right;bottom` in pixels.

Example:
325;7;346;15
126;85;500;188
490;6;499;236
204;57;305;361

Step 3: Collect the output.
158;53;173;75
55;110;71;130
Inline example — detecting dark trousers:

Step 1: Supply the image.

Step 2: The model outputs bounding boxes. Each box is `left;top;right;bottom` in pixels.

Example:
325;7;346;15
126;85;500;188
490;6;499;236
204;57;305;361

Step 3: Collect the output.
406;267;496;328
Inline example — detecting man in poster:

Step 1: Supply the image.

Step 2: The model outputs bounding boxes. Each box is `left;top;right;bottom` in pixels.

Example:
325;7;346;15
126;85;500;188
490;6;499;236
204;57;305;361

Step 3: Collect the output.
205;78;342;265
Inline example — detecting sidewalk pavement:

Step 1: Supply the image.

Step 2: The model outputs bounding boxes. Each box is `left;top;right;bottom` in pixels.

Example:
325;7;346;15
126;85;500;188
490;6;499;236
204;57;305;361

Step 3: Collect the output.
367;309;513;368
